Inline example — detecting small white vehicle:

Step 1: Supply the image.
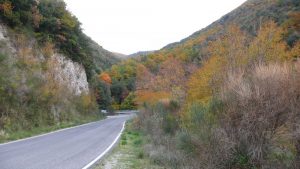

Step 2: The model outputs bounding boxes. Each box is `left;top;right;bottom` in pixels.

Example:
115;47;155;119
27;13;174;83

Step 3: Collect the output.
101;110;108;114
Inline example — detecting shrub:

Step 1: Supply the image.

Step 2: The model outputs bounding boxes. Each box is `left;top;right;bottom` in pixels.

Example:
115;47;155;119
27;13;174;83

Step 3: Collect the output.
137;150;144;159
120;92;137;110
133;139;142;146
220;62;300;168
176;131;194;154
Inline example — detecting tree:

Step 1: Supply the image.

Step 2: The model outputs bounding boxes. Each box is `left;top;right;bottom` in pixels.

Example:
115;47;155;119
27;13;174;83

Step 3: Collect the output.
111;80;127;104
248;21;290;63
156;57;185;92
0;1;13;17
99;72;112;84
120;92;137;110
136;64;154;91
32;5;42;28
187;56;225;104
208;24;248;70
96;81;112;109
135;64;170;105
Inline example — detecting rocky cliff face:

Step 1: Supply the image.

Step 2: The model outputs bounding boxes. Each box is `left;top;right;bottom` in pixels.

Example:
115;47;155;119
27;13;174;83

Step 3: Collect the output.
0;23;89;95
50;53;89;95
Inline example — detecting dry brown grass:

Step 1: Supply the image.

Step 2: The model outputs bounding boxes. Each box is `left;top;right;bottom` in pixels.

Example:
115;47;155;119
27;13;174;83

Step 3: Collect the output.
220;61;300;168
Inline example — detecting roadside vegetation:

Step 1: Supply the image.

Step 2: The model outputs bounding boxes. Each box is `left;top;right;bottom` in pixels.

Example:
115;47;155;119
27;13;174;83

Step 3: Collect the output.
133;21;300;168
0;36;103;143
96;121;164;169
0;115;102;143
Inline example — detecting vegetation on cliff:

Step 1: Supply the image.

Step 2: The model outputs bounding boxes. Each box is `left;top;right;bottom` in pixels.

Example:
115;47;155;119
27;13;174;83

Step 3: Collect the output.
0;0;119;141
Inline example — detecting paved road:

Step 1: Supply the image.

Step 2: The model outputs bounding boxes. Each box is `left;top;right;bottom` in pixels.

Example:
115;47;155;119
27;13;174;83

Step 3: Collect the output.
0;113;133;169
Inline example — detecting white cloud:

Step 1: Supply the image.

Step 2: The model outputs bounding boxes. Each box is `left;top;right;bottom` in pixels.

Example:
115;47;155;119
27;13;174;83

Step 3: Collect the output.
64;0;247;55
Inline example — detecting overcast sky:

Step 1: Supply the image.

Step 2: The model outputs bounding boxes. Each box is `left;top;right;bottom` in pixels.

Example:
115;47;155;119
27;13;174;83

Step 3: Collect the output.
64;0;247;55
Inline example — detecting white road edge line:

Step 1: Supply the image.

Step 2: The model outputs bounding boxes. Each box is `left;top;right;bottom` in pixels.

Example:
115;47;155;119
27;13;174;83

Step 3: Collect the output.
0;118;110;146
82;121;126;169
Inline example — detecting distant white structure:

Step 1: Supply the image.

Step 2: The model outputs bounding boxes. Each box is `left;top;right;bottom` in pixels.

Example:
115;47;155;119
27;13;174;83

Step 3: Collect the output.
101;110;108;114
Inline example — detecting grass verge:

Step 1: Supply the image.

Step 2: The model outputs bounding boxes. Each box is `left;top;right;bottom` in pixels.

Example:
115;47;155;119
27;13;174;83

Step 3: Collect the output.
0;115;104;144
95;121;164;169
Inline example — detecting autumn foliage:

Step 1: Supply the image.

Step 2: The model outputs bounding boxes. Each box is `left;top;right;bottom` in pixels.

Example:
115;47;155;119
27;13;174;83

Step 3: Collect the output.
134;20;300;169
99;72;112;84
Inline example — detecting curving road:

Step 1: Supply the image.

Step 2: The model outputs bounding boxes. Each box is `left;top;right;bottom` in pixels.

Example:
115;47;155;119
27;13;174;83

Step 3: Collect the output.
0;113;133;169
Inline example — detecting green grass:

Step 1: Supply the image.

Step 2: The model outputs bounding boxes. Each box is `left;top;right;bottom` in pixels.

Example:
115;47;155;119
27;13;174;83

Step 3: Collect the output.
0;115;104;144
96;121;164;169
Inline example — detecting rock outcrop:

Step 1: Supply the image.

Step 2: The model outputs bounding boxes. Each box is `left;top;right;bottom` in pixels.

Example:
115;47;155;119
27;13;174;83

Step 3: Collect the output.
0;23;89;95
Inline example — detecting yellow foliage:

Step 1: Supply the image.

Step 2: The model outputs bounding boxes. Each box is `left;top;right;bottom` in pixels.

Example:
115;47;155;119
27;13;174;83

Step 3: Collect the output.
187;56;225;104
291;41;300;60
0;1;13;17
208;24;248;70
61;13;77;29
248;21;290;63
41;57;62;101
110;65;121;80
81;94;93;109
142;26;220;67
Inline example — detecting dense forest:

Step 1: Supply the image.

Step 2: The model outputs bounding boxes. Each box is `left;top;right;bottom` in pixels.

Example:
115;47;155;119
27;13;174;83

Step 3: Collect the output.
101;0;300;168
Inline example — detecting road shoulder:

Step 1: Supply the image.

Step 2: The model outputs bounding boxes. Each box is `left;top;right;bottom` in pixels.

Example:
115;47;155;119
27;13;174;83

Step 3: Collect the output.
94;121;164;169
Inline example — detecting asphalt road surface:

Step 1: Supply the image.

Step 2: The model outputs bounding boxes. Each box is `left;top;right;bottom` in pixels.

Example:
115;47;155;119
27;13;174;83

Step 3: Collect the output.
0;113;133;169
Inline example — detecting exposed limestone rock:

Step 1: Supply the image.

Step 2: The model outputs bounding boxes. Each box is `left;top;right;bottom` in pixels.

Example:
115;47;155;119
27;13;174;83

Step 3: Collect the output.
50;53;89;95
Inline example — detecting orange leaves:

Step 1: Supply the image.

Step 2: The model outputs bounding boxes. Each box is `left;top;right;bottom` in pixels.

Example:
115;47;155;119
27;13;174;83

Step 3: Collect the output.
156;57;186;92
136;91;170;105
136;64;154;91
0;1;13;17
99;72;112;84
136;57;195;104
136;58;187;105
135;21;299;110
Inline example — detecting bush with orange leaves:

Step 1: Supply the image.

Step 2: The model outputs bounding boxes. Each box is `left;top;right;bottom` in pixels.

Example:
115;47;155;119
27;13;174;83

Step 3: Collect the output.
99;72;112;84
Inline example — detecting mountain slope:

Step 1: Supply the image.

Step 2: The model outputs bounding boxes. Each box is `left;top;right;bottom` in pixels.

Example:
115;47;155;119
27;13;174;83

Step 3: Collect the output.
129;0;300;169
105;0;300;110
150;0;300;64
0;0;120;79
